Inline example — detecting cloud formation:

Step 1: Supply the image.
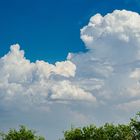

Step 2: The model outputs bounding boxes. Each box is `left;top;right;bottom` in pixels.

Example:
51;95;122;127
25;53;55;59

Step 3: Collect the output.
0;44;96;110
68;10;140;112
1;10;140;113
1;9;140;140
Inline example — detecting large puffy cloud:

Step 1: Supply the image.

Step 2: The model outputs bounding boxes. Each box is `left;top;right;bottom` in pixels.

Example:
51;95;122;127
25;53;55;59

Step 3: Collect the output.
80;10;140;64
1;9;140;115
68;10;140;113
1;10;140;140
0;44;96;110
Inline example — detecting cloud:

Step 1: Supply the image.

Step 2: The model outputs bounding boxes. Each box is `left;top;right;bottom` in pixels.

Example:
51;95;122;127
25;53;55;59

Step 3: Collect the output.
80;10;140;64
68;10;140;112
1;9;140;140
50;80;96;102
0;44;96;111
1;9;140;115
117;99;140;112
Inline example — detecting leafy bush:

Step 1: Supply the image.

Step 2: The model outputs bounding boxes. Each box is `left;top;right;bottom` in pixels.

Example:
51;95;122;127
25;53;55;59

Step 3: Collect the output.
62;112;140;140
62;124;132;140
130;112;140;140
0;125;45;140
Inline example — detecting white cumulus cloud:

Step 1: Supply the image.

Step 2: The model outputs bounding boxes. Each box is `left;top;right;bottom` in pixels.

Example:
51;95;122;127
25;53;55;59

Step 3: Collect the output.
0;44;96;110
68;10;140;112
1;10;140;140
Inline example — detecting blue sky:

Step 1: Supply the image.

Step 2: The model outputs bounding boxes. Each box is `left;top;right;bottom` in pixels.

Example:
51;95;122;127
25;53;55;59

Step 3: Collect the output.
1;0;140;140
0;0;140;63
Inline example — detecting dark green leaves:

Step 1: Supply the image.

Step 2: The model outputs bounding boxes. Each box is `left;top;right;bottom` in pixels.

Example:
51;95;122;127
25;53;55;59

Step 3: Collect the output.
0;125;45;140
62;112;140;140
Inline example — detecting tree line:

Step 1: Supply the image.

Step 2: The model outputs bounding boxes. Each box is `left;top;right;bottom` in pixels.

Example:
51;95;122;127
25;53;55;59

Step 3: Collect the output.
0;112;140;140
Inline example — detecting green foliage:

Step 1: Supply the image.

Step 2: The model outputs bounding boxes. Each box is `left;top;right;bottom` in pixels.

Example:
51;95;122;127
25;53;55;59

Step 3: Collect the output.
130;112;140;140
0;125;45;140
62;123;132;140
62;112;140;140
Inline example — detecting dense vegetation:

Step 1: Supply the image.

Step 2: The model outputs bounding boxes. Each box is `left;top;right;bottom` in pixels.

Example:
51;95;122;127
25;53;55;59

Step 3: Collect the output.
0;112;140;140
0;125;45;140
62;112;140;140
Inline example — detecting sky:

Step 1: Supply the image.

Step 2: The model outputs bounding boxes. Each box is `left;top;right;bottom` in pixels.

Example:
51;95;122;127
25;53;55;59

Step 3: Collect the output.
1;0;140;63
1;0;140;140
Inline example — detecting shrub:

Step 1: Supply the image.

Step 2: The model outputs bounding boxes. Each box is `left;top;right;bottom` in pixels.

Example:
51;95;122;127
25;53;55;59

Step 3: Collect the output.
0;125;45;140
